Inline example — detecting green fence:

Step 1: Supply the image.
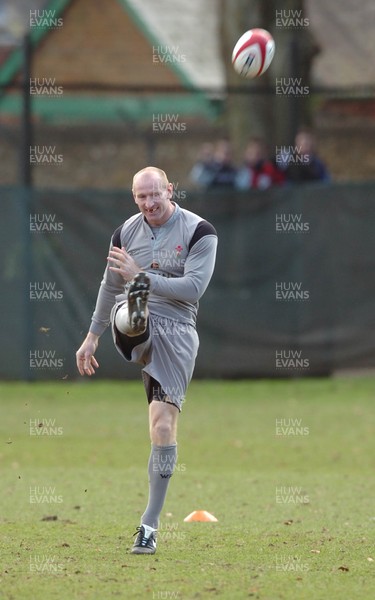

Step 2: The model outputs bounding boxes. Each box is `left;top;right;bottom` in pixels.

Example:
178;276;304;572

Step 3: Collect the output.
1;182;375;380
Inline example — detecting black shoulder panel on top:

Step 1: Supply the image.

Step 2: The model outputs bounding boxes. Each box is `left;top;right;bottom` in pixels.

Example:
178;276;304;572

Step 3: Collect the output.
188;220;217;251
112;225;123;248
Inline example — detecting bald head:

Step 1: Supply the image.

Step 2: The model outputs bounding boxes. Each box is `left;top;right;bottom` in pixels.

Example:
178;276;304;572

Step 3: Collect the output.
132;166;175;226
132;166;169;192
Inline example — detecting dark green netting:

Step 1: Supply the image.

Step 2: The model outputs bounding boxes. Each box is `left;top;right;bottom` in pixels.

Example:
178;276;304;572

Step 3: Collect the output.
1;182;375;380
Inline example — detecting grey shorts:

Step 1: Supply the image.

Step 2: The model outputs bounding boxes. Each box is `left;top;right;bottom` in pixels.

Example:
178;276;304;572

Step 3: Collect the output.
111;302;199;411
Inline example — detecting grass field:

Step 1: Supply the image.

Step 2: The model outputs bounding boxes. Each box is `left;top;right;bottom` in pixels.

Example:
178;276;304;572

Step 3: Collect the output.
1;378;374;599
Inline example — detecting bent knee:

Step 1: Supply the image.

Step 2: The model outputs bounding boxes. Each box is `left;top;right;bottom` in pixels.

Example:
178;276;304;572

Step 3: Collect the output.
151;420;172;440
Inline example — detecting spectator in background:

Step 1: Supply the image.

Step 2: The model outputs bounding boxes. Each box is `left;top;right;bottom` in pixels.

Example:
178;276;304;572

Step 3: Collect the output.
282;128;330;183
208;139;237;188
189;142;215;189
236;137;285;190
190;139;237;189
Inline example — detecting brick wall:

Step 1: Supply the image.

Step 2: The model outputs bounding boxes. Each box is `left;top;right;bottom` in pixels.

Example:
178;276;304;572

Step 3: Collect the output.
30;0;181;87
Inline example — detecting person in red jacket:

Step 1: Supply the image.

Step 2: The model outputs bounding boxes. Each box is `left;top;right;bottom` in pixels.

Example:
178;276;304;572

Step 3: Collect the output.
236;137;285;190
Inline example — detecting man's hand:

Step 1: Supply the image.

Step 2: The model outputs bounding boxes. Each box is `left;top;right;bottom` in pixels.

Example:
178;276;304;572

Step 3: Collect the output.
76;332;99;376
107;246;142;282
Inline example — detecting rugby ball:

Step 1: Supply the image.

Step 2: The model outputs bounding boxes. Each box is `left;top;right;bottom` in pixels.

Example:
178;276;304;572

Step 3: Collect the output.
232;28;275;79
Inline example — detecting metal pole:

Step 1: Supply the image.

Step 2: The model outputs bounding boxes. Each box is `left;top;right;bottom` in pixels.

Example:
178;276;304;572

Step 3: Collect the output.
20;33;33;187
20;33;34;379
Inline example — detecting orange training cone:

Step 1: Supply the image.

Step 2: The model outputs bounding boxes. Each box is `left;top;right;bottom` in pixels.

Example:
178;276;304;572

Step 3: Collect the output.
183;510;218;522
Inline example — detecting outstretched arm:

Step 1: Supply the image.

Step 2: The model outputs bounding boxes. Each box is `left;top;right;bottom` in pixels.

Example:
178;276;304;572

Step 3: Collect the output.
76;332;100;376
76;237;141;376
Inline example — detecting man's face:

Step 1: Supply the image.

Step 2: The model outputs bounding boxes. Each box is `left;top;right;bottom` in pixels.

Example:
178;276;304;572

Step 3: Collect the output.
296;133;314;156
245;141;265;166
133;173;174;226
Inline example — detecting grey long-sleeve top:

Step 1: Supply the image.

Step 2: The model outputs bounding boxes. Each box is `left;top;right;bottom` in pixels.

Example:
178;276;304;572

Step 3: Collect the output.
89;202;218;336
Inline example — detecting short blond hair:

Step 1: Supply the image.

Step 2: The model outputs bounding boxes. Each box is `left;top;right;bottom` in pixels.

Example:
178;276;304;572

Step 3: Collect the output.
132;166;169;192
